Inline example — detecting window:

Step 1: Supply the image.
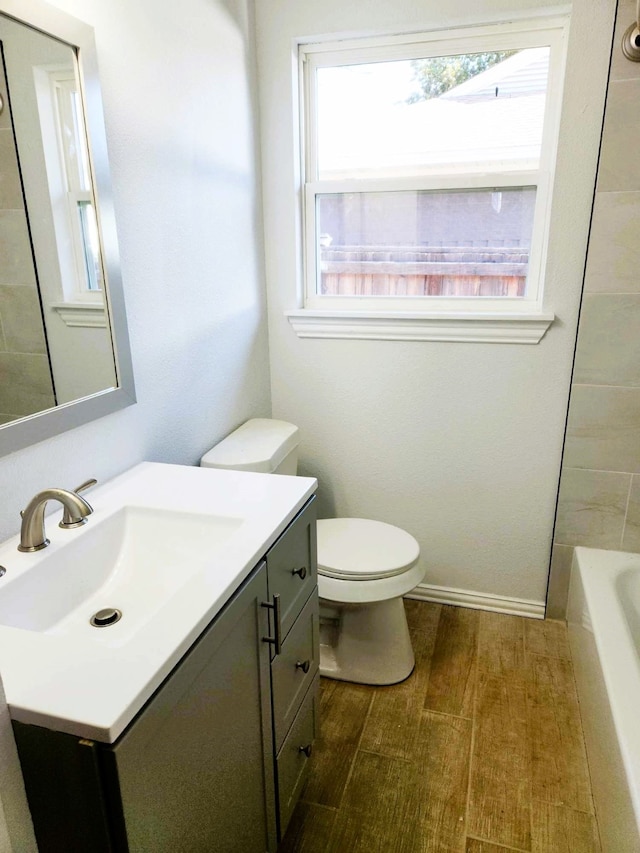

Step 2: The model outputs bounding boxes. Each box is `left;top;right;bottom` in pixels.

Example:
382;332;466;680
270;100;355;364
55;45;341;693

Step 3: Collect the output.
291;20;567;342
33;64;105;309
52;72;104;296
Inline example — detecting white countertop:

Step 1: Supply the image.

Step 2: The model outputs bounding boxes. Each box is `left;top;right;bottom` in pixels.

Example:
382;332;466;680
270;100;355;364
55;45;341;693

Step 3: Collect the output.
0;463;316;742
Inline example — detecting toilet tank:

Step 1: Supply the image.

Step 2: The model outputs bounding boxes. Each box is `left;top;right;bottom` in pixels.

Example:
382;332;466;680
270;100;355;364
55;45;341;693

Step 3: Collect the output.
200;419;300;475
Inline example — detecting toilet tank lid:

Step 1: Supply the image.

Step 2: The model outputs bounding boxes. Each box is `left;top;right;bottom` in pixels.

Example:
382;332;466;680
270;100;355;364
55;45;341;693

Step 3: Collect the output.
200;418;299;473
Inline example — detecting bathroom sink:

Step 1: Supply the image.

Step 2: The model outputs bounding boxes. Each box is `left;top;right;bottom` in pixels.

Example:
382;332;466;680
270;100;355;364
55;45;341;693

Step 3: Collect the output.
0;462;317;740
0;505;243;641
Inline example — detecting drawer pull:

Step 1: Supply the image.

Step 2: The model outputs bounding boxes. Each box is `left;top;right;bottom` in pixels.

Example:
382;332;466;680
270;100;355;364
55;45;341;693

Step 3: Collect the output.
299;744;313;758
261;594;282;655
292;566;307;580
296;659;311;674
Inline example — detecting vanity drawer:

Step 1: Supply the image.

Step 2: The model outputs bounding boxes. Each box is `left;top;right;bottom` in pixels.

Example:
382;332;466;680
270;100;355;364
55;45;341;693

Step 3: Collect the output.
271;591;319;751
266;498;316;643
276;674;319;839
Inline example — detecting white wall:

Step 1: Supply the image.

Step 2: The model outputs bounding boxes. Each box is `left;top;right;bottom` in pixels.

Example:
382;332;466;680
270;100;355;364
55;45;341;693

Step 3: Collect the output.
0;0;270;848
255;0;616;610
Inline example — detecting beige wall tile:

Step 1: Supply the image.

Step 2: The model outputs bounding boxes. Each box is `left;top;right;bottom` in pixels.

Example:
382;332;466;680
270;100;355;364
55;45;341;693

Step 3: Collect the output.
622;475;640;552
0;210;37;286
0;353;55;417
545;544;574;620
0;130;23;210
598;79;640;192
0;90;10;133
555;467;630;548
0;285;48;355
584;192;640;293
573;295;640;386
564;385;640;473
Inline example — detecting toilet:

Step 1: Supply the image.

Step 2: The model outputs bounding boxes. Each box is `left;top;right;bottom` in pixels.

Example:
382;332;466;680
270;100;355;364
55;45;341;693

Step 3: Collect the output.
200;418;425;685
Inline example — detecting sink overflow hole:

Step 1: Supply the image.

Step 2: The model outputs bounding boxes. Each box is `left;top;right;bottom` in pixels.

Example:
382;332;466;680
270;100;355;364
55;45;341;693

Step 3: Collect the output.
90;608;122;628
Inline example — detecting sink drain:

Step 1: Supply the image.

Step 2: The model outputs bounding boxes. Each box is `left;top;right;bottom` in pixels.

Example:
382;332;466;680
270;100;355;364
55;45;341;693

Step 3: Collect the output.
90;608;122;628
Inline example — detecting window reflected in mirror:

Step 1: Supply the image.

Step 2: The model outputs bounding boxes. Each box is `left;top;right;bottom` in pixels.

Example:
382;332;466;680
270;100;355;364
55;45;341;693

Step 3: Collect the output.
0;13;116;426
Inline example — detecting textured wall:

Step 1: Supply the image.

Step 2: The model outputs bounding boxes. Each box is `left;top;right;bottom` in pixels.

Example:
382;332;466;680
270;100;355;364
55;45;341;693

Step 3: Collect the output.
0;0;270;848
256;0;616;608
548;0;640;618
0;0;270;540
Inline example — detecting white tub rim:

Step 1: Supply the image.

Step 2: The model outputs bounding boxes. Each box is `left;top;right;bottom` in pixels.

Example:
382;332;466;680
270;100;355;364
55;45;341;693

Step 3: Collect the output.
570;546;640;834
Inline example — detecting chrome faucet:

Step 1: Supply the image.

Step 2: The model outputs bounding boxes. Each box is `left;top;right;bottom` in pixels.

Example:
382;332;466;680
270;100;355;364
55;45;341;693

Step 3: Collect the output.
18;487;94;553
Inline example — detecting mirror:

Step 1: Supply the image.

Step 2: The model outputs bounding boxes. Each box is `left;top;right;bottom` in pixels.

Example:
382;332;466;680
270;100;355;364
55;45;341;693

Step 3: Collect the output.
0;0;135;456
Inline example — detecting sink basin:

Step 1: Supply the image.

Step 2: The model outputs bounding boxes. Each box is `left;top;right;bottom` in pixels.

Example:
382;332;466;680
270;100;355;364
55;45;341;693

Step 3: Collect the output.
0;505;242;642
0;461;317;741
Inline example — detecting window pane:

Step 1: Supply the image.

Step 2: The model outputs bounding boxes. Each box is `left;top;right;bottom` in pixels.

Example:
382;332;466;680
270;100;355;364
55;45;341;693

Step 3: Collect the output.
316;188;536;297
77;201;104;291
316;48;549;179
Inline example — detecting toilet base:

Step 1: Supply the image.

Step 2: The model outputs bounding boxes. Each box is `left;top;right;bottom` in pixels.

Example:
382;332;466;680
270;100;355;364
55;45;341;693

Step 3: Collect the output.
319;596;415;686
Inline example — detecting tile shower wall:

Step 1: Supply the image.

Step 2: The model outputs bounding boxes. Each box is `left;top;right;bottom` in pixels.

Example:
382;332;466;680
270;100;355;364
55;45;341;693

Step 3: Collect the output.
549;0;640;617
0;58;55;423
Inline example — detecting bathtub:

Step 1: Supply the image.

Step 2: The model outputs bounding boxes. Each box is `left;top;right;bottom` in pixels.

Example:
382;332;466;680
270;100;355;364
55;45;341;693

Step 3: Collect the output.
567;547;640;853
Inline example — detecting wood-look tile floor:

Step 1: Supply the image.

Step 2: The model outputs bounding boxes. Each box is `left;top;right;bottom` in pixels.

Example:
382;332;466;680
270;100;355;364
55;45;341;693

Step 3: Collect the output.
279;601;601;853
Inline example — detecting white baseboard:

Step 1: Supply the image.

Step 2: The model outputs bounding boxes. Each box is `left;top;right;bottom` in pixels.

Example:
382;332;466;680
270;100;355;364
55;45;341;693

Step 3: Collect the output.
406;582;545;620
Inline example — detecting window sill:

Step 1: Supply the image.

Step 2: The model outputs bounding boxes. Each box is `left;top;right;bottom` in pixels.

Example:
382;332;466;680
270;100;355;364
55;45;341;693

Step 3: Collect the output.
286;309;555;343
51;302;107;329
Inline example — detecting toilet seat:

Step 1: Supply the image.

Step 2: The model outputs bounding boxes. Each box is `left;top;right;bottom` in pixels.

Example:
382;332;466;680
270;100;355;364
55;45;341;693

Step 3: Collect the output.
317;518;420;581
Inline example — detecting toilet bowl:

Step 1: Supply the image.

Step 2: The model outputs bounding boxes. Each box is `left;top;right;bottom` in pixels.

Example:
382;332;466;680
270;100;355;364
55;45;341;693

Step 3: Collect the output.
316;518;423;684
200;419;425;685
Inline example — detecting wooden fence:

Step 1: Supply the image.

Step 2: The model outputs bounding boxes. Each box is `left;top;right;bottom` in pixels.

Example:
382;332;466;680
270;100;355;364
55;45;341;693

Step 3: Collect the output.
319;245;529;297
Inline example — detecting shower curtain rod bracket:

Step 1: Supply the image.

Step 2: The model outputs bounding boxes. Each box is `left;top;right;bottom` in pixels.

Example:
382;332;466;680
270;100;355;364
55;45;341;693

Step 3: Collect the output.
622;1;640;61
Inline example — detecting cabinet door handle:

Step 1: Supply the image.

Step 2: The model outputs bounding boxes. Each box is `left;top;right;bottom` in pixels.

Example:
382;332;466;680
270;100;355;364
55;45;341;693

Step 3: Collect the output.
292;566;307;580
261;594;282;655
296;659;310;674
299;744;313;758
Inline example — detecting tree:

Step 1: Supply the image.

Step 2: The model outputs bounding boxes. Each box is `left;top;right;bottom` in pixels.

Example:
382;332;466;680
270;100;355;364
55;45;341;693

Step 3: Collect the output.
407;52;516;102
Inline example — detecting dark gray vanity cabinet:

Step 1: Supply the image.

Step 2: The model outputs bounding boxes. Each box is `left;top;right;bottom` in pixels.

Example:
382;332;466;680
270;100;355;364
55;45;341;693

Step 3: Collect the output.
12;497;319;853
105;560;277;853
266;499;320;835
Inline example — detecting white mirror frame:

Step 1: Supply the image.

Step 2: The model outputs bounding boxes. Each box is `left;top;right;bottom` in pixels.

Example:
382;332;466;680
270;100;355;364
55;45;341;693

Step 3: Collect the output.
0;0;135;456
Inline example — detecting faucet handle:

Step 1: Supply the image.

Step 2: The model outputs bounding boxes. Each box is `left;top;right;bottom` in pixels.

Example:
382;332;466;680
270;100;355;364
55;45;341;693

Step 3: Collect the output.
73;478;98;496
59;479;97;528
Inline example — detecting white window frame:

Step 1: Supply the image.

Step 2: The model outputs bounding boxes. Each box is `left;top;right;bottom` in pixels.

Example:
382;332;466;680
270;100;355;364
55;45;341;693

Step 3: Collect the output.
52;73;103;295
33;65;106;314
288;18;568;343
